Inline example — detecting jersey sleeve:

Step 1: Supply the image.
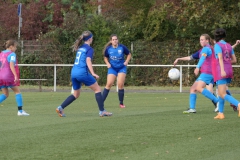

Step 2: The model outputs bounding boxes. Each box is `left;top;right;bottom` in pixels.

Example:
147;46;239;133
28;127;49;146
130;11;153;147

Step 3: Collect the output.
104;47;109;57
121;45;130;55
191;51;200;60
86;48;94;59
7;53;16;64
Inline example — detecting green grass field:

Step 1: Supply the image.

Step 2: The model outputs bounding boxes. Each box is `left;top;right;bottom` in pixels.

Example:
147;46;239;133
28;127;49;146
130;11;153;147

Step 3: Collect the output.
1;90;240;160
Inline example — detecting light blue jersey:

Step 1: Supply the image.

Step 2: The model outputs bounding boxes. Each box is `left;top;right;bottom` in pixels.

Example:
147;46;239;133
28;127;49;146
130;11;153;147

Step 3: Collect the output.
2;50;16;64
214;40;234;59
104;44;130;69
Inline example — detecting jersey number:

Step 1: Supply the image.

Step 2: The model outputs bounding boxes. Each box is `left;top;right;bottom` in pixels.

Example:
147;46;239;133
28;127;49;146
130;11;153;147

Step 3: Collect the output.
74;51;82;65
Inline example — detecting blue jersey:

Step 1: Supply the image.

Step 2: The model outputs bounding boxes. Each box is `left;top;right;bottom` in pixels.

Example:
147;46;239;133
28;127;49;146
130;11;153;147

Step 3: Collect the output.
2;50;16;64
104;44;130;69
71;44;94;76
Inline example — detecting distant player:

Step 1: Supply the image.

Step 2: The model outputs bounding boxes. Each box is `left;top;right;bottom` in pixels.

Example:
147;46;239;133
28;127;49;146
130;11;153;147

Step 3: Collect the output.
102;34;131;108
56;31;112;117
0;40;29;116
212;29;240;119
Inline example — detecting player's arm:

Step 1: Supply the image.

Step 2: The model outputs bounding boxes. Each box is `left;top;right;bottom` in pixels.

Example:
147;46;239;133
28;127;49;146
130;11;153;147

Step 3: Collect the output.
173;51;198;65
214;44;226;77
8;53;18;82
86;49;99;79
231;49;237;64
124;53;131;66
232;40;240;49
104;48;111;68
122;45;131;66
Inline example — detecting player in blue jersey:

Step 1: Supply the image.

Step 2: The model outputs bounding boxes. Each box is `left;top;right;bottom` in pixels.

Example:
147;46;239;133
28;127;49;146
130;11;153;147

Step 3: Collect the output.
102;34;131;108
56;31;112;117
0;40;29;116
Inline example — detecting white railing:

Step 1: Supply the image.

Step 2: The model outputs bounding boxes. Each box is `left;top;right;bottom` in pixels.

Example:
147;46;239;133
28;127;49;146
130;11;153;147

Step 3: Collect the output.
18;64;240;92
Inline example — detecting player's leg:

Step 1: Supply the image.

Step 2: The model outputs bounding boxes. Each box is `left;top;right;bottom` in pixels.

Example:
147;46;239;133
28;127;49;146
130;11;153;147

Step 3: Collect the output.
102;68;117;102
226;85;237;111
56;77;80;117
183;81;198;114
214;83;227;119
11;86;29;116
117;72;126;108
0;87;9;104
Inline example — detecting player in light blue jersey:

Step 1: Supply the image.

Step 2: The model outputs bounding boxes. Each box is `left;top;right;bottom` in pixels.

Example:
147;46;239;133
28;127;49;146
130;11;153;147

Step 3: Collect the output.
0;40;29;116
56;31;112;117
102;34;131;108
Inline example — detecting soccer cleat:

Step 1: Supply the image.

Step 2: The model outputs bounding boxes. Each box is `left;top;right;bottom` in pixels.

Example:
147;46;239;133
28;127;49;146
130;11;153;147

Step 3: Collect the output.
214;103;219;112
17;110;30;116
119;104;125;108
56;106;66;117
99;110;113;117
183;108;196;114
230;104;237;112
214;113;225;120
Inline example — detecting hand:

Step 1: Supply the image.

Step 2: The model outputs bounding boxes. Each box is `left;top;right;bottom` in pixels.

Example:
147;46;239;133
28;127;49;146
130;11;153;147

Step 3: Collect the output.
107;63;111;68
194;68;200;76
221;70;226;78
173;59;178;66
92;73;99;79
124;61;128;66
236;40;240;45
14;76;19;83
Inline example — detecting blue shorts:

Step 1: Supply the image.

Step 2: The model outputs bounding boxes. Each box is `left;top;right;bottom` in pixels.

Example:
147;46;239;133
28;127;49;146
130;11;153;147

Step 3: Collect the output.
196;73;213;85
0;85;14;89
216;78;232;86
71;74;96;90
108;66;127;76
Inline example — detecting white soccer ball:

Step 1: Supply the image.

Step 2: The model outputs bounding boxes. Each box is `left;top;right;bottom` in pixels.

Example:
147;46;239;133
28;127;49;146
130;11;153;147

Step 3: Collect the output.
168;68;180;80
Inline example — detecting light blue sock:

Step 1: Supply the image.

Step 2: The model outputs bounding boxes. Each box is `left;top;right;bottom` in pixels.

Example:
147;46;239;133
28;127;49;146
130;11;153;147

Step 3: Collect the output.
224;94;239;108
15;93;23;106
218;97;225;113
0;94;7;103
201;88;218;103
189;93;197;109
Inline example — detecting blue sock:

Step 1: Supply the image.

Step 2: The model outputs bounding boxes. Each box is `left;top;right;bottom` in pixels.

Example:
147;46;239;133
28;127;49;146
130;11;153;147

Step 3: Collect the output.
189;93;197;109
218;97;225;113
0;94;7;103
118;89;124;105
224;94;239;108
61;95;76;109
102;88;110;102
95;92;104;111
226;90;231;96
15;94;23;111
201;88;218;103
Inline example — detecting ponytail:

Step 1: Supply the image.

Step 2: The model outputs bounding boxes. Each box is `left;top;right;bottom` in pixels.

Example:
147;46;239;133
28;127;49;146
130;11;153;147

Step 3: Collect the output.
71;31;93;52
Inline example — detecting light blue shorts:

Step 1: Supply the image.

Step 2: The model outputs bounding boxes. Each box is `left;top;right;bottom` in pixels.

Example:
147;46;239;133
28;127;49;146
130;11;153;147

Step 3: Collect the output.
196;73;213;85
71;74;96;90
108;66;127;76
216;78;232;86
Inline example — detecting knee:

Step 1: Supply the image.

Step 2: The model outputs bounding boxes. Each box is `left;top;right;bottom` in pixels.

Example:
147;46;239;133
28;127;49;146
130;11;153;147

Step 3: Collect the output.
3;93;9;98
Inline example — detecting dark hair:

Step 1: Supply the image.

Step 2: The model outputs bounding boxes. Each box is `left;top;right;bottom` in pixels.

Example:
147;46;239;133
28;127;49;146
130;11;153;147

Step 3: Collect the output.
3;40;18;49
72;31;92;52
201;34;214;46
214;28;226;42
102;34;118;55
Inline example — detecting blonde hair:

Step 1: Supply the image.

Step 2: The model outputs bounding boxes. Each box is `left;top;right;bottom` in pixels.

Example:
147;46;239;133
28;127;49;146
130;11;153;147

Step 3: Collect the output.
201;34;214;46
72;31;92;52
3;40;18;49
102;34;118;55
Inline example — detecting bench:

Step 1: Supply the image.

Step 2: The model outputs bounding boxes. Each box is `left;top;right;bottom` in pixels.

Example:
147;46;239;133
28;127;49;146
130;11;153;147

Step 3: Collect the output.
20;79;47;92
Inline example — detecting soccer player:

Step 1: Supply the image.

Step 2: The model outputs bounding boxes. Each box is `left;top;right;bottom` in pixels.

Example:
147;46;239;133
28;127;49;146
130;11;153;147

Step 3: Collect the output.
212;28;240;119
102;34;131;108
174;34;219;113
173;46;217;111
56;31;112;117
0;40;29;116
